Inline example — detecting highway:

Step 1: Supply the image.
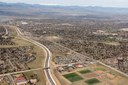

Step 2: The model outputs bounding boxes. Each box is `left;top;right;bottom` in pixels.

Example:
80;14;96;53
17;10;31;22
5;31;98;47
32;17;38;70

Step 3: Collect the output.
15;27;57;85
5;27;8;35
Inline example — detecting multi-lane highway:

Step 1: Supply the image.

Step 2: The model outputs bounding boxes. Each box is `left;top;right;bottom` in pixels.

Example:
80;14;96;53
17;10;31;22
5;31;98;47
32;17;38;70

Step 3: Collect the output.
15;26;57;85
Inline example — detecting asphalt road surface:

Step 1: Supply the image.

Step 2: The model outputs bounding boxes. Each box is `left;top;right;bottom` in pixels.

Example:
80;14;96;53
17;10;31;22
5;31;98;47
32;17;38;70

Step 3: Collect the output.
16;27;57;85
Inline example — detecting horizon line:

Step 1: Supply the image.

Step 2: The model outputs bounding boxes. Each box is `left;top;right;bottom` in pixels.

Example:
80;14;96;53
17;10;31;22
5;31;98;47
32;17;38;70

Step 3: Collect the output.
0;1;128;9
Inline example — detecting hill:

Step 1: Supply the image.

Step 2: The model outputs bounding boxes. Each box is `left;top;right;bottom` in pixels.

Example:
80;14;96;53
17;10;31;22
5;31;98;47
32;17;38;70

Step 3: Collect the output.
0;2;128;19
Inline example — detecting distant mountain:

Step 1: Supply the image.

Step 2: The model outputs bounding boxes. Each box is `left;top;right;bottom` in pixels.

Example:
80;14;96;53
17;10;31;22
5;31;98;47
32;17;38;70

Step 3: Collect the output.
0;2;128;19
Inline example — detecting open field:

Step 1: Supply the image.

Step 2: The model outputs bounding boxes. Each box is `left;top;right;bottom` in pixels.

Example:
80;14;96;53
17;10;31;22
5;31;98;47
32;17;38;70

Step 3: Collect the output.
27;45;45;68
79;69;92;74
23;69;46;85
85;78;100;85
63;73;83;82
56;63;128;85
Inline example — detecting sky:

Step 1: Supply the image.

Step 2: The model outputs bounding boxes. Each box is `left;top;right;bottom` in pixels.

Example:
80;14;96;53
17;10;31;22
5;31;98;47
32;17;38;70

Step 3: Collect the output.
0;0;128;8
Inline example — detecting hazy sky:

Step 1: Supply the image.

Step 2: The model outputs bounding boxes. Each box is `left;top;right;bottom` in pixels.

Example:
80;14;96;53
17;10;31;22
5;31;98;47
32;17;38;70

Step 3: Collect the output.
0;0;128;8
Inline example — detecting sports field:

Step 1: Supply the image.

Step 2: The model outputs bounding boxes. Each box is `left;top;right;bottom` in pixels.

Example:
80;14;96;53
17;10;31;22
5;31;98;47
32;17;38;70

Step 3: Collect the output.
79;69;92;74
63;73;83;82
85;78;100;85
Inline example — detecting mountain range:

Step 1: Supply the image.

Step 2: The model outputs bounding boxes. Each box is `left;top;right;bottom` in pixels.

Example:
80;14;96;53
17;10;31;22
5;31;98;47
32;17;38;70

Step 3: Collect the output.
0;2;128;19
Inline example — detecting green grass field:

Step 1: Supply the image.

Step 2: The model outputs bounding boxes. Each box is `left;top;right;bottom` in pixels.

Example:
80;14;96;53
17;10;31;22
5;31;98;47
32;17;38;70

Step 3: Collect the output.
63;73;83;82
79;69;92;74
85;78;100;85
